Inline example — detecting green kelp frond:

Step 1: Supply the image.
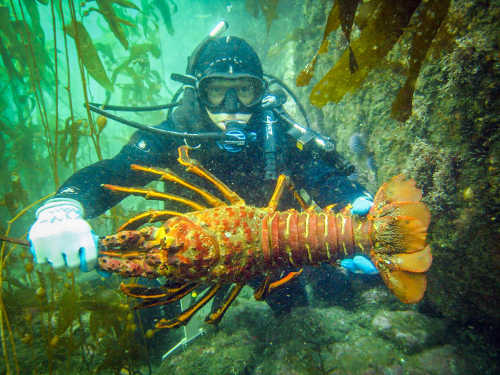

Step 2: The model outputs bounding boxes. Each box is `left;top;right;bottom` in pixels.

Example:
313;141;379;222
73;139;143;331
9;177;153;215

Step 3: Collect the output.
0;29;20;81
95;0;140;50
245;0;280;33
111;43;161;83
0;6;28;80
0;4;52;87
64;20;114;91
21;0;44;42
153;0;177;35
298;0;451;122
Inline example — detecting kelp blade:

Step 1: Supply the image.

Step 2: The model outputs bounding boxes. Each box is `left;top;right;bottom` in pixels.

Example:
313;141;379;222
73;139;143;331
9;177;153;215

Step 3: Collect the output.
310;0;422;107
391;0;451;122
64;20;113;92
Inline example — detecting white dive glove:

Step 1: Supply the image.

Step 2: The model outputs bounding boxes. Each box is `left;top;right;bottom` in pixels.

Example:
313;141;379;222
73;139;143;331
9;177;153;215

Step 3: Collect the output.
28;198;98;271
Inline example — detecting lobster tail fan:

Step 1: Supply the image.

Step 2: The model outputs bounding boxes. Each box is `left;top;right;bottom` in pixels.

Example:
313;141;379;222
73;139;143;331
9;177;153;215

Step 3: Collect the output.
372;174;422;208
369;175;432;304
380;270;427;304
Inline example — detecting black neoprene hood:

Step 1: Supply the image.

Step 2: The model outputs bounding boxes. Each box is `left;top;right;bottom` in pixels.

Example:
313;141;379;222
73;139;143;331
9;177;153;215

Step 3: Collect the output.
192;36;263;80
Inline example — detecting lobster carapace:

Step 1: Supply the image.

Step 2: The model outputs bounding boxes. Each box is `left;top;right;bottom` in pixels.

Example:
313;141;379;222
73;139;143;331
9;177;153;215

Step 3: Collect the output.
98;146;432;329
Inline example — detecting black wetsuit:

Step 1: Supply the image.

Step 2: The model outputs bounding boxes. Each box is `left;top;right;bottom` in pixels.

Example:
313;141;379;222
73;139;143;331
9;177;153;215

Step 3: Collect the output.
55;106;367;314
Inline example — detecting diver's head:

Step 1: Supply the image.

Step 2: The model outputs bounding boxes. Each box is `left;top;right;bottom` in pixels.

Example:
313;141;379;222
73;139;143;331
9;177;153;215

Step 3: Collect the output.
192;36;266;130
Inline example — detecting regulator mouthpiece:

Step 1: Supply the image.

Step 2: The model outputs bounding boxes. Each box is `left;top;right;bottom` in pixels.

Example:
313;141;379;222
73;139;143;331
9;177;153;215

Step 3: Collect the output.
209;21;228;38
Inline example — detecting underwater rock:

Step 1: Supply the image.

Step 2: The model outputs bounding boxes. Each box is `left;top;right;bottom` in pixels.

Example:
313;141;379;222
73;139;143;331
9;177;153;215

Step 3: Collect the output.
159;329;257;375
371;310;447;353
357;284;399;308
326;335;401;375
404;345;469;375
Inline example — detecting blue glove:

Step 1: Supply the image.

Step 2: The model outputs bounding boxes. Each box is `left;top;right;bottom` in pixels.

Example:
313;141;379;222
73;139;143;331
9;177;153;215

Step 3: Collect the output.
351;195;373;215
341;255;378;275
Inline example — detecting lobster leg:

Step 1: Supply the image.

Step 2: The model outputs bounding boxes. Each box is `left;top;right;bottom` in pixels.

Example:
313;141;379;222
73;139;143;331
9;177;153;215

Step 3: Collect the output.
102;184;206;210
132;283;200;310
267;174;310;211
130;164;226;208
205;283;244;325
116;209;184;231
268;269;303;294
253;270;304;300
120;281;197;300
177;145;245;205
156;283;222;329
254;275;272;301
267;175;289;210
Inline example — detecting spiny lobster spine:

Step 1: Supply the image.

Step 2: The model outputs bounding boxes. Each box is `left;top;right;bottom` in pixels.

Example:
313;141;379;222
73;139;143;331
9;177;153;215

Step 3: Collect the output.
261;210;372;268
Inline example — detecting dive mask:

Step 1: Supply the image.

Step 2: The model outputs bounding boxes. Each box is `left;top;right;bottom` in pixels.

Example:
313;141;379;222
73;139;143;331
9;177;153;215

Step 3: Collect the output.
198;76;265;114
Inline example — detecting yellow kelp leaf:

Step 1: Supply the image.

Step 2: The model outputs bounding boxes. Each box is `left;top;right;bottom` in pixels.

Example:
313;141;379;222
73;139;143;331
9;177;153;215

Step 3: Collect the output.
96;0;139;50
296;1;341;87
354;0;380;30
391;0;451;122
310;0;422;107
64;21;113;92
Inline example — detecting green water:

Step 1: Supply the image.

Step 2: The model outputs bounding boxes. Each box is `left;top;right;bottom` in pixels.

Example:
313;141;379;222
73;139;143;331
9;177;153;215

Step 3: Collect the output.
0;0;498;374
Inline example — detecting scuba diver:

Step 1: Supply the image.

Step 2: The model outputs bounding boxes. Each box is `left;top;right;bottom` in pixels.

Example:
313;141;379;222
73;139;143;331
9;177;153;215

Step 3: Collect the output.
28;22;377;316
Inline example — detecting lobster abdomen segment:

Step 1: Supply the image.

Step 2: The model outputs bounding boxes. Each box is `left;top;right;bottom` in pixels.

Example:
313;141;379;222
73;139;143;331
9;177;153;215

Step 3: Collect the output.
261;210;371;269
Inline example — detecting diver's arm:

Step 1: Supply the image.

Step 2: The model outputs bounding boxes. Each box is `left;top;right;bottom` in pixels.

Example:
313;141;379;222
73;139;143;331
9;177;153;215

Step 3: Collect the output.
287;138;368;209
55;124;180;218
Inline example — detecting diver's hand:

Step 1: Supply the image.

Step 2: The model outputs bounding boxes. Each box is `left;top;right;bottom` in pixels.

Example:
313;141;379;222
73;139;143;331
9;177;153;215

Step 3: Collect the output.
351;195;373;215
341;255;378;275
28;198;97;271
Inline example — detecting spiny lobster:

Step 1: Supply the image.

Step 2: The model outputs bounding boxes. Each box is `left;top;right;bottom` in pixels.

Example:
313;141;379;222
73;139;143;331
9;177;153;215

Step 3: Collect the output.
98;146;432;329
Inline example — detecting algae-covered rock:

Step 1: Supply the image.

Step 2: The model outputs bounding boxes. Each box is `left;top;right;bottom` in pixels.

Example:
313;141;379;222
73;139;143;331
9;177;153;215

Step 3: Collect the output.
404;345;469;375
290;0;500;329
326;335;402;375
371;310;447;353
159;329;257;375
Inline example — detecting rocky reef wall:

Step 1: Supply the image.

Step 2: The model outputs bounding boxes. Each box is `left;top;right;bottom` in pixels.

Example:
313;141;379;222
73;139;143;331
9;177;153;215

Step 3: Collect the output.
269;0;499;327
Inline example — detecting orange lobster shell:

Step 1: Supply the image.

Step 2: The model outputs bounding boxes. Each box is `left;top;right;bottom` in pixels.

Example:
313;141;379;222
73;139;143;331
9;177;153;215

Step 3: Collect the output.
98;146;432;329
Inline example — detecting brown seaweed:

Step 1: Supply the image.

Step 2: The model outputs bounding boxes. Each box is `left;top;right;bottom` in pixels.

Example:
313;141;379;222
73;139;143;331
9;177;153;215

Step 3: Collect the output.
64;20;113;91
297;0;452;122
95;0;139;50
338;0;360;73
296;1;340;87
391;0;451;121
308;0;421;106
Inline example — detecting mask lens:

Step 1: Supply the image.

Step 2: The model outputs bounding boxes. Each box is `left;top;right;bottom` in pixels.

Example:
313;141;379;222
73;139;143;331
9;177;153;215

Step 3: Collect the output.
205;84;227;106
201;77;264;108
